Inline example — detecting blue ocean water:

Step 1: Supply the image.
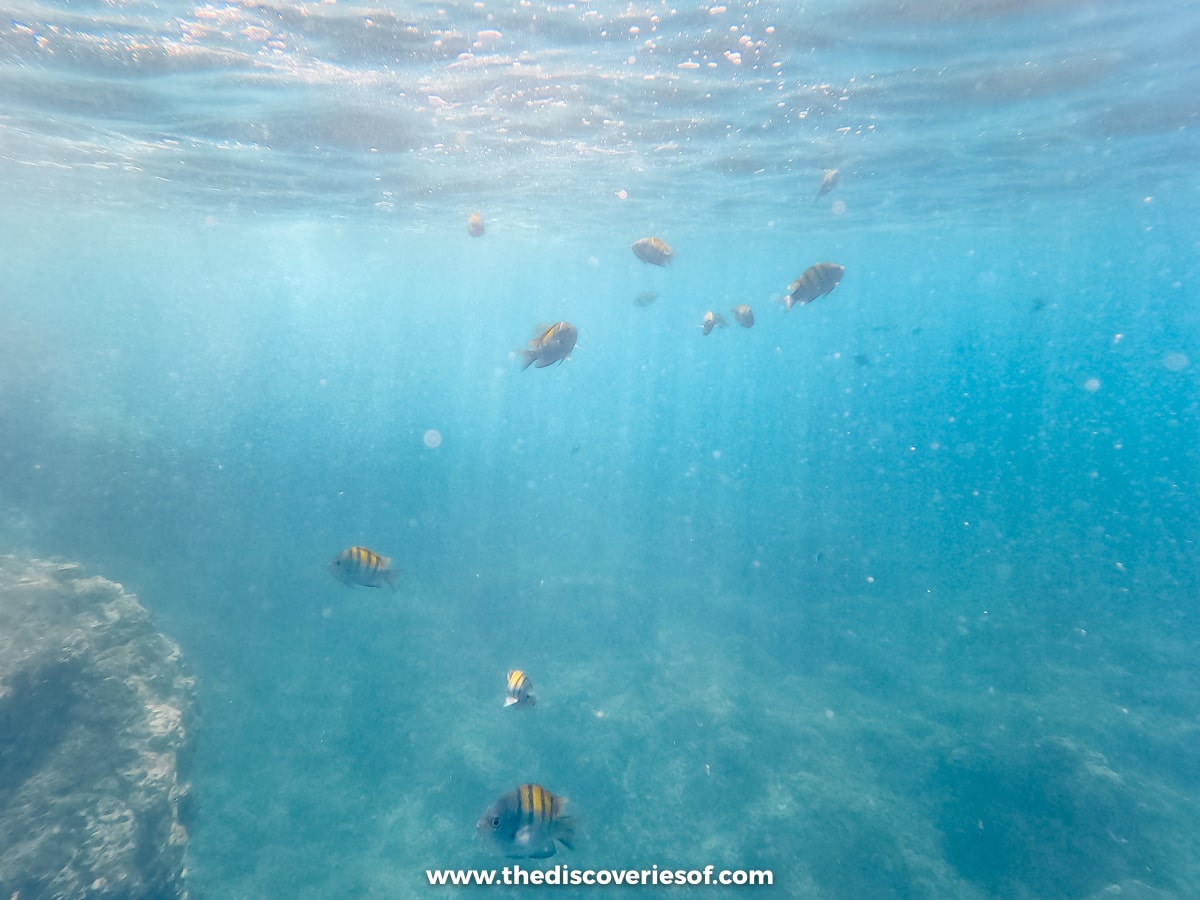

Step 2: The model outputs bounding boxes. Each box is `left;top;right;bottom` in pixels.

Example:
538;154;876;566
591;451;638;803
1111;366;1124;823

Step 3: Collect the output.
2;0;1199;896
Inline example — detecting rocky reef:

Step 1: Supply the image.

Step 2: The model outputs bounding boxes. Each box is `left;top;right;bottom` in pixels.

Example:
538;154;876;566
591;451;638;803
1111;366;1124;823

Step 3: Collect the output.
0;556;194;899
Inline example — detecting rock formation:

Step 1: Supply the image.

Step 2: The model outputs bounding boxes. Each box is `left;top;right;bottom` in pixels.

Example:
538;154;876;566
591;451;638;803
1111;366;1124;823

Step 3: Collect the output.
0;556;194;899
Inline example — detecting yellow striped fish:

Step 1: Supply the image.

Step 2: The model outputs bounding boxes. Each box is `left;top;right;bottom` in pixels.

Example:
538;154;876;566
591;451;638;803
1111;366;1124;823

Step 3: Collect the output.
519;321;578;370
631;236;673;266
328;546;397;590
477;783;575;859
701;310;727;335
785;262;845;310
504;669;536;708
815;167;839;201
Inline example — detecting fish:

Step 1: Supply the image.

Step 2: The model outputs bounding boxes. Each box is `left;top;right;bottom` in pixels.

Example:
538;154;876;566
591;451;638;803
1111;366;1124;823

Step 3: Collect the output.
815;168;840;200
504;669;536;708
785;263;845;310
731;304;755;328
467;212;485;237
631;237;673;266
520;321;578;369
634;291;658;307
701;311;727;335
477;784;575;859
328;546;398;590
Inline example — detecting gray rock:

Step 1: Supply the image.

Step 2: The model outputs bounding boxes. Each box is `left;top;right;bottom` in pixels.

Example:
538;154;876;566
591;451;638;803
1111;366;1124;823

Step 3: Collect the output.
0;556;195;899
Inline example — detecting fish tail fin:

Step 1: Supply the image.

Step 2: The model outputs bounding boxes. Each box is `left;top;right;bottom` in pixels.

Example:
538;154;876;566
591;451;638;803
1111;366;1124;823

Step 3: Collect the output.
520;350;537;370
383;568;400;591
556;816;576;851
504;696;519;707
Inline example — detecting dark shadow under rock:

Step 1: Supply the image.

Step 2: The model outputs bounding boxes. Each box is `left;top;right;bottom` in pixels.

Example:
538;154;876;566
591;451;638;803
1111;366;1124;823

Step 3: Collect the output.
0;556;195;899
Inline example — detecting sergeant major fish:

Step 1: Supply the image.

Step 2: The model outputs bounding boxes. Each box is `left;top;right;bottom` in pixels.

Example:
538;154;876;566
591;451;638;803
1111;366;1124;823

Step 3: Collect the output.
785;263;845;310
477;783;575;859
520;321;578;369
328;546;398;590
631;237;673;267
504;669;536;708
815;168;840;200
701;311;727;335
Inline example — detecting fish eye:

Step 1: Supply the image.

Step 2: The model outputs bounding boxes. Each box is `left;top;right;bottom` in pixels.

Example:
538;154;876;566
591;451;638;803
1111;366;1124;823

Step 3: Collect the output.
489;816;501;829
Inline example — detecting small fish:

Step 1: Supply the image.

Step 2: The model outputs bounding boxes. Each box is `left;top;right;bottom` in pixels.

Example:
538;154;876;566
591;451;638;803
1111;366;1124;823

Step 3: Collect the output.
520;321;578;370
785;263;845;310
815;168;840;200
853;352;872;367
631;237;673;267
328;546;398;590
731;304;755;328
634;291;658;307
477;784;575;859
701;311;727;335
467;212;485;237
504;669;536;708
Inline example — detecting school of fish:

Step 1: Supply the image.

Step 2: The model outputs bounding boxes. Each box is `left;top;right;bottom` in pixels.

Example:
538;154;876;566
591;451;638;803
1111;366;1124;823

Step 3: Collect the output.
329;170;847;856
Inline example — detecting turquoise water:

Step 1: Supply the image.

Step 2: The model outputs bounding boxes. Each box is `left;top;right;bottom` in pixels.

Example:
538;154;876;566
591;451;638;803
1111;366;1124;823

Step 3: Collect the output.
3;0;1199;896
